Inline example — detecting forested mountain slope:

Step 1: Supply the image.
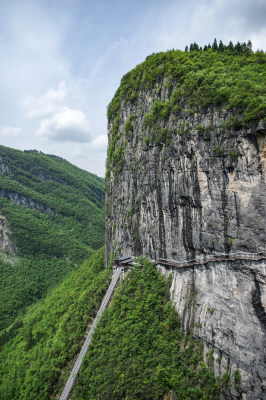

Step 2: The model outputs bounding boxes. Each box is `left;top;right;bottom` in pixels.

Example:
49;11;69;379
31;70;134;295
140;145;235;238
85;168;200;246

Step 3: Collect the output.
0;249;220;400
0;248;111;400
0;146;105;330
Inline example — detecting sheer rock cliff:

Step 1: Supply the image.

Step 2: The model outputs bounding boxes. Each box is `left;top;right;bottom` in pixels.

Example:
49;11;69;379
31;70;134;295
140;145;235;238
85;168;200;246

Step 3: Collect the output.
106;94;265;260
159;259;266;400
105;65;266;399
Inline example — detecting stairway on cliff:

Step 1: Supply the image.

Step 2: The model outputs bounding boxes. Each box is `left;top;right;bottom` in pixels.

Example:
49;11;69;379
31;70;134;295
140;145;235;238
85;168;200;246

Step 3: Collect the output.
59;268;122;400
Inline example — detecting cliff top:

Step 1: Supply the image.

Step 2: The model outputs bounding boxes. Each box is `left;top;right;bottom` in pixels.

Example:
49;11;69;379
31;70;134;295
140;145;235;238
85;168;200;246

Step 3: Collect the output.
107;47;265;168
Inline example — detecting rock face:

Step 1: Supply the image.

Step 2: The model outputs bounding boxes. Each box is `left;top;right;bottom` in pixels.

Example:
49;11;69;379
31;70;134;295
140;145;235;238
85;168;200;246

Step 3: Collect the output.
0;158;12;175
0;189;55;215
158;259;266;400
106;97;265;261
0;214;17;255
105;51;266;398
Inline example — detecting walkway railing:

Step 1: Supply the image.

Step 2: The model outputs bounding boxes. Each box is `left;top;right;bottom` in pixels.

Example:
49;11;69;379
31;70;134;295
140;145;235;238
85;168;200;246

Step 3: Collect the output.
156;252;266;269
59;268;121;400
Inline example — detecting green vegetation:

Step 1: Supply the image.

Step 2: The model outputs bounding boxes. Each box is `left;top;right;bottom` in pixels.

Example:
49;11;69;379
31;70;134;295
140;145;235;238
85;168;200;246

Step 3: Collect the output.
124;115;136;137
0;146;105;329
0;146;105;258
0;255;221;399
72;258;220;400
0;256;73;331
227;150;239;160
106;41;266;177
0;248;112;400
222;370;230;386
233;369;241;392
213;146;224;155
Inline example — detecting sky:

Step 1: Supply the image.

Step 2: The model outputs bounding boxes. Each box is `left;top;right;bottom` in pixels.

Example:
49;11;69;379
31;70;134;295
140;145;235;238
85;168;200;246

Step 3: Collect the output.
0;0;265;177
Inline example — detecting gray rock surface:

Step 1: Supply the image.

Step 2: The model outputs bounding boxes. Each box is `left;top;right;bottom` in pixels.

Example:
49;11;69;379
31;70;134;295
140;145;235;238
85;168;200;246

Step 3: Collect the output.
0;189;55;215
0;213;17;255
106;95;265;261
158;259;266;400
0;158;11;175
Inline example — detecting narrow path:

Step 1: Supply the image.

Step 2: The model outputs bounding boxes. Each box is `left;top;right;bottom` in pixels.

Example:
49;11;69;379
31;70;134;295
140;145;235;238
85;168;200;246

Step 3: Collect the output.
156;251;266;269
59;268;121;400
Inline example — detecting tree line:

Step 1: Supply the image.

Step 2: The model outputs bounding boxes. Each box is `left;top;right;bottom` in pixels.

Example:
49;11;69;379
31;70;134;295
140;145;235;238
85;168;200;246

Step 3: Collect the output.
185;39;255;54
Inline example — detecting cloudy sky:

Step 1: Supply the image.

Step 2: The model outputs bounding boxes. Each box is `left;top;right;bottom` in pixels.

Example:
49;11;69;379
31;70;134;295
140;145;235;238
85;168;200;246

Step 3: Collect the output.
0;0;265;176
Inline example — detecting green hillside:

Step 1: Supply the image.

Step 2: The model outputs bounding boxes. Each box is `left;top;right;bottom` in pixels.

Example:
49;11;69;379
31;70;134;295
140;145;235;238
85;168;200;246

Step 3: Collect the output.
0;249;220;400
73;258;220;400
0;248;112;400
0;146;105;330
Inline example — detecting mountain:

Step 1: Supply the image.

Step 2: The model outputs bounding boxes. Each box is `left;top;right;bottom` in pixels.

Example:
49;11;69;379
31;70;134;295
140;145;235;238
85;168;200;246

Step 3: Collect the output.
105;47;266;398
1;45;265;400
0;248;111;400
105;47;265;260
0;146;105;330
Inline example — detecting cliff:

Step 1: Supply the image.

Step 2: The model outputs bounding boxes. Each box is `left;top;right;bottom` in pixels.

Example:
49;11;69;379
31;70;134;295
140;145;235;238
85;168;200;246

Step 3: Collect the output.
158;258;266;399
105;49;266;398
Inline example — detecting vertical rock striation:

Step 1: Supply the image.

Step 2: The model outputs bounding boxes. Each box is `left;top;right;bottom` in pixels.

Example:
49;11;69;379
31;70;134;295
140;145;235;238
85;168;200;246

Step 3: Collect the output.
106;98;265;262
105;49;266;398
0;213;17;255
158;259;266;400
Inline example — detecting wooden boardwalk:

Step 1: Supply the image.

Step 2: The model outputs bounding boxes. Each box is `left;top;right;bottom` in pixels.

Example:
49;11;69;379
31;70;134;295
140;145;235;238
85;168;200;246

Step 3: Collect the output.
156;251;266;269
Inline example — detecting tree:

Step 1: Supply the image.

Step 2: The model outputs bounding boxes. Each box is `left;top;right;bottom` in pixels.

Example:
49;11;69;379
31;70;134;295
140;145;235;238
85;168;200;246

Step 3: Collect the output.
212;38;218;50
218;40;224;52
235;41;242;53
228;41;234;52
247;40;252;52
189;42;200;51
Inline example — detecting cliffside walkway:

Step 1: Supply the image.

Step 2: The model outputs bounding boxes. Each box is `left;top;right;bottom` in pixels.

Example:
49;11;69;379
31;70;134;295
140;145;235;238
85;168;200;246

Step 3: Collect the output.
156;251;266;269
59;268;121;400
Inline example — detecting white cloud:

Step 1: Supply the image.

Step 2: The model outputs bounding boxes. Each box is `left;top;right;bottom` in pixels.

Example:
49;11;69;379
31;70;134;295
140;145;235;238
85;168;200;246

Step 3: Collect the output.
148;0;266;52
0;126;21;137
249;27;266;51
70;134;107;157
1;0;265;178
90;134;108;152
36;107;91;142
22;81;67;119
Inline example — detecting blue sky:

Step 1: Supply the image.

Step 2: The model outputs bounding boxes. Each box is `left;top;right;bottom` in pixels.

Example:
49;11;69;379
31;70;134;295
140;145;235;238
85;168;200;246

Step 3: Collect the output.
0;0;265;176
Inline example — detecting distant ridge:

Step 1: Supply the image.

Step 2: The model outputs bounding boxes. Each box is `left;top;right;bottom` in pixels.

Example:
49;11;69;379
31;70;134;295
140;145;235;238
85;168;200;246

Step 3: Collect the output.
0;145;105;330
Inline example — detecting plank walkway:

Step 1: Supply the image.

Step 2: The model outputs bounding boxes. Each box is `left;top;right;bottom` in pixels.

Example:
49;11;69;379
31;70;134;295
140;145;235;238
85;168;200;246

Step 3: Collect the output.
156;251;266;269
59;268;121;400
